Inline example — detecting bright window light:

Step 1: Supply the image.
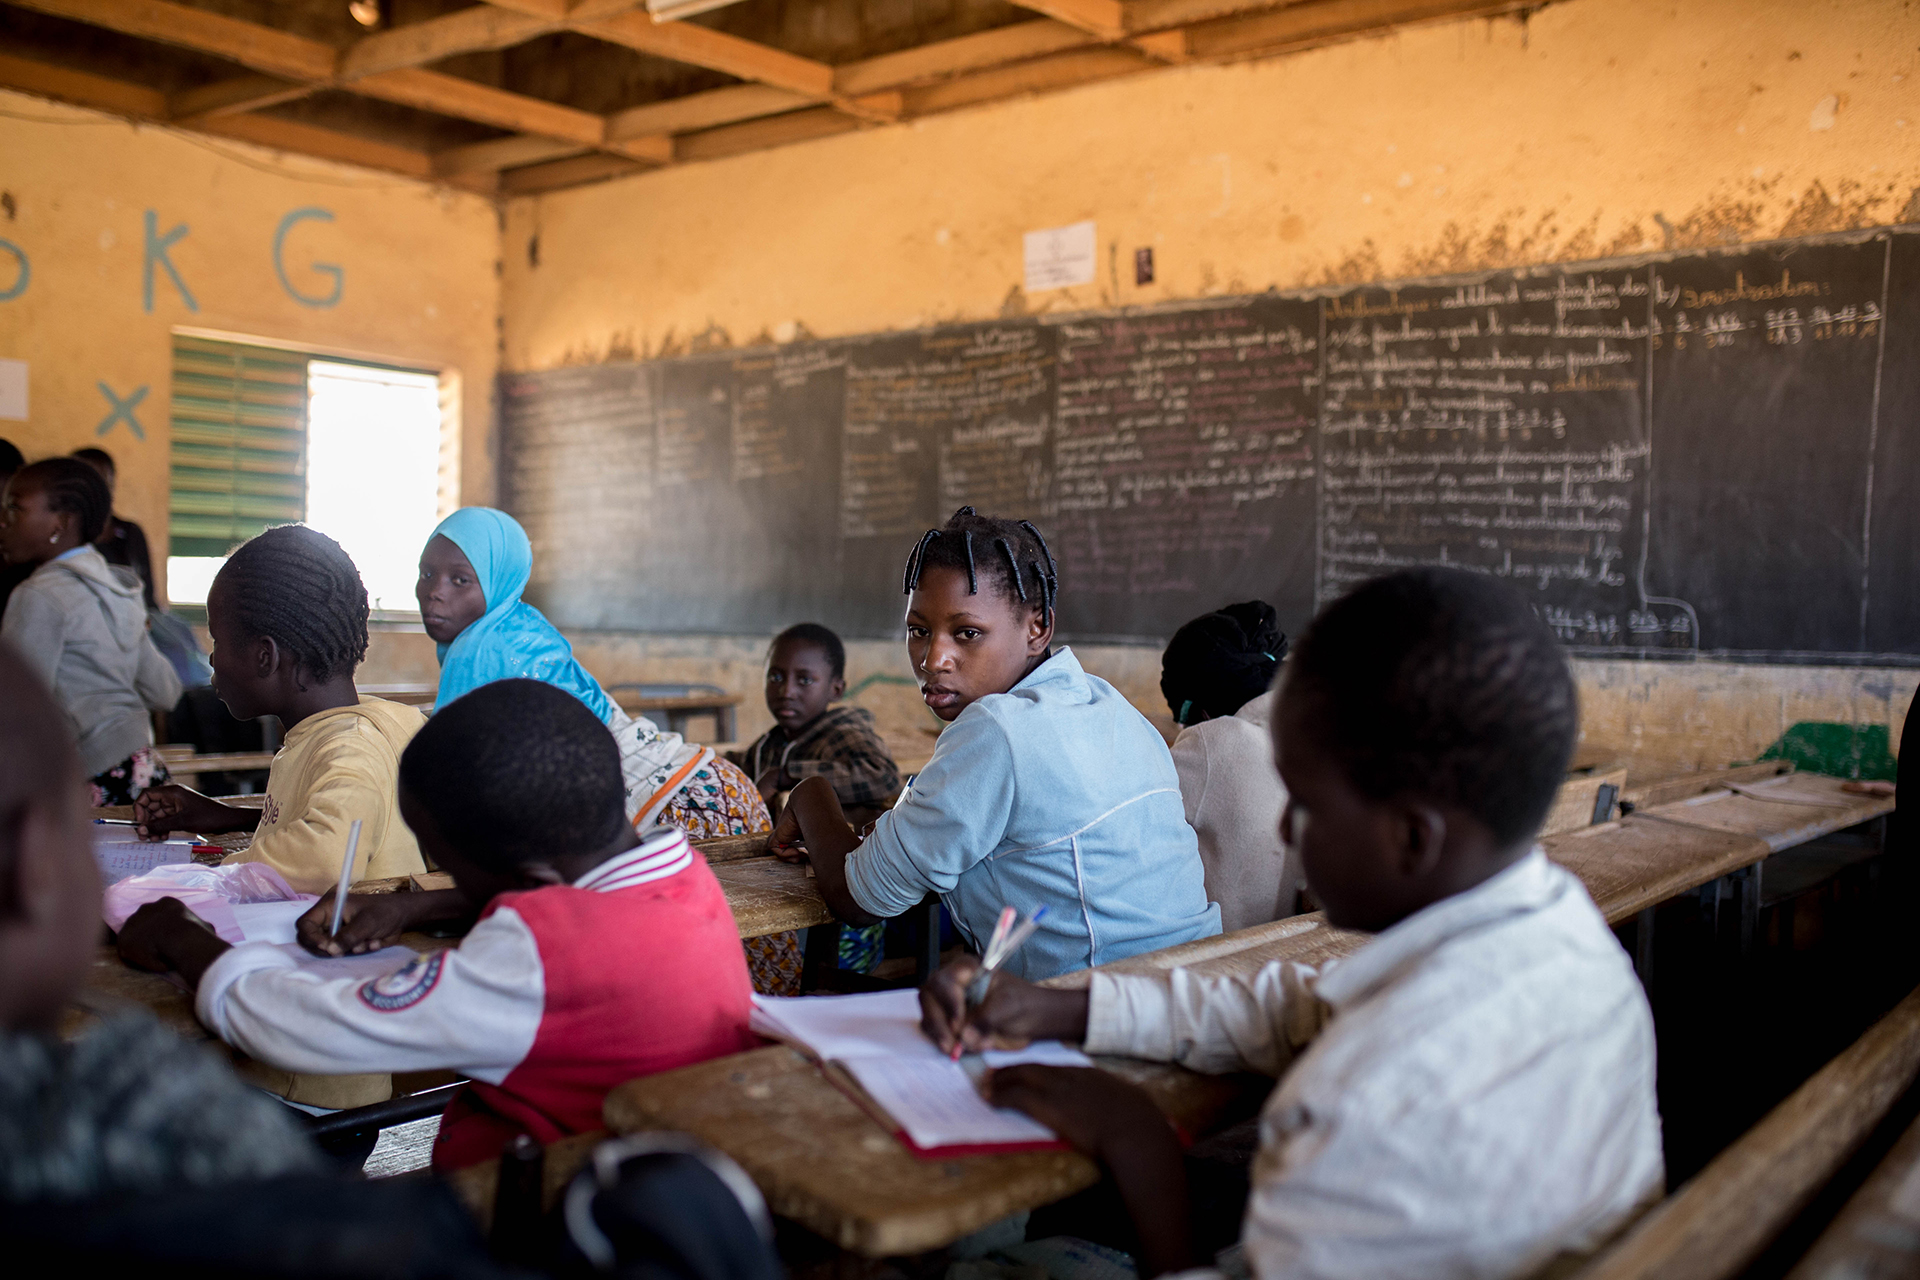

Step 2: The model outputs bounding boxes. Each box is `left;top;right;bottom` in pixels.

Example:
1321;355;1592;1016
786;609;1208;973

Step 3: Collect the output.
304;361;443;613
165;555;226;606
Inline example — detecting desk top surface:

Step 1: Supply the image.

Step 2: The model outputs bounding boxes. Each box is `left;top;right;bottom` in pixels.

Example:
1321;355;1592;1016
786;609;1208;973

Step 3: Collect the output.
597;775;1896;1256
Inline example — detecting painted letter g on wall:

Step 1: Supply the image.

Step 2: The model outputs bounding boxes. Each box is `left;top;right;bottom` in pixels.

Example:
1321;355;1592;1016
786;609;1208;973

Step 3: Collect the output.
274;208;343;309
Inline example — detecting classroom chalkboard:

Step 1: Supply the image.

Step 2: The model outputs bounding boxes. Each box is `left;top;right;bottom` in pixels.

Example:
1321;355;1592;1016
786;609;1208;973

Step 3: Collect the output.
500;226;1919;663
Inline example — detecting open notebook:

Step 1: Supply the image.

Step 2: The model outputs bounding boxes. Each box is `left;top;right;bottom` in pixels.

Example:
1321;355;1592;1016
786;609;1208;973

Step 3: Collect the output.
92;827;197;885
751;988;1092;1158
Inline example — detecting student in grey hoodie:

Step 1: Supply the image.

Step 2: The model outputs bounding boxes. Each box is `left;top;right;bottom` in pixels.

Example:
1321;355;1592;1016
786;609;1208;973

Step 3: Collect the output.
1;457;180;804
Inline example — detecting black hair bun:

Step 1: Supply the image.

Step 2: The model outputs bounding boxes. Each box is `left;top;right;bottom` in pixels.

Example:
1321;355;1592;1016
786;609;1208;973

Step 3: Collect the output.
1160;601;1287;726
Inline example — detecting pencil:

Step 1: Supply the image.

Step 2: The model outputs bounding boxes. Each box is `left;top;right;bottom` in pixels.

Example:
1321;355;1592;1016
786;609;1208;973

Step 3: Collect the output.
328;819;364;939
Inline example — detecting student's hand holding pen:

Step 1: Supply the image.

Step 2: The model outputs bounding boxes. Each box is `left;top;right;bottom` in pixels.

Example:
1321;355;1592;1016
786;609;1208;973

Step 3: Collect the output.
918;956;1091;1055
295;887;473;957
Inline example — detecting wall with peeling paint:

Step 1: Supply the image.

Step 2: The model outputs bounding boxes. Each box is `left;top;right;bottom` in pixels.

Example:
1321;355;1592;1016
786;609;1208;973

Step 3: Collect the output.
498;0;1919;366
487;0;1918;779
0;91;500;598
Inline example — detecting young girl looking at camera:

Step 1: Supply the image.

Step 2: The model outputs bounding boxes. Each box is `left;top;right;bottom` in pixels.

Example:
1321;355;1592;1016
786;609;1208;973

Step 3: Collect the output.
772;507;1219;980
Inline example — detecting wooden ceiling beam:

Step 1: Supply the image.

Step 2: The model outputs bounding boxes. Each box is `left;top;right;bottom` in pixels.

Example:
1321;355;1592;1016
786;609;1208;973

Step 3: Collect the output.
1123;0;1306;34
0;50;467;188
1183;0;1537;61
195;112;436;179
8;0;336;82
673;105;860;163
477;0;571;17
0;48;166;117
169;75;313;123
350;67;606;144
575;10;836;98
605;82;815;139
338;6;564;80
832;21;1098;96
435;133;588;176
1008;0;1127;40
901;45;1156;116
499;151;651;195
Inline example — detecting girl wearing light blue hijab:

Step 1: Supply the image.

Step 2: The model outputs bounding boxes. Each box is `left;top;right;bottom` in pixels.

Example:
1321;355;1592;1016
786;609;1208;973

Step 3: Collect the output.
419;508;769;834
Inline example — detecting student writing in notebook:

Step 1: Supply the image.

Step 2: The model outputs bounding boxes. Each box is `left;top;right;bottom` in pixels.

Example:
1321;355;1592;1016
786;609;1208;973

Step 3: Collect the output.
116;678;760;1169
772;507;1220;981
133;526;427;893
922;569;1664;1280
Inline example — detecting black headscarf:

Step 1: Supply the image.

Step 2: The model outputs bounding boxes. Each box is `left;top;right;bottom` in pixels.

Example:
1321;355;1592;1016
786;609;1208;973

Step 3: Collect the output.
1161;601;1287;727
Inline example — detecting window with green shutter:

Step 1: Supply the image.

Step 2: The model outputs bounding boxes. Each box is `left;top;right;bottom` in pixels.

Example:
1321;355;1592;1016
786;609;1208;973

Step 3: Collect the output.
168;336;309;558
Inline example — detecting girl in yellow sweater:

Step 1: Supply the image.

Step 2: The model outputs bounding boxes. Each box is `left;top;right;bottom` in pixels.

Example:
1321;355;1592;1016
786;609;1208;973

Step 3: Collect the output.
134;525;426;893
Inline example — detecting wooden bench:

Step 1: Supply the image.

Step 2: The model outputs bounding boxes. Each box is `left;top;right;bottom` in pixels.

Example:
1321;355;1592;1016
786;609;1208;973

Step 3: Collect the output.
1568;983;1920;1280
1782;1104;1920;1279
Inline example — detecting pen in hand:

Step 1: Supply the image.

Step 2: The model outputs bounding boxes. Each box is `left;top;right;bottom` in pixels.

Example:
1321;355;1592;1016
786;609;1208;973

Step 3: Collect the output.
950;904;1047;1061
328;819;364;939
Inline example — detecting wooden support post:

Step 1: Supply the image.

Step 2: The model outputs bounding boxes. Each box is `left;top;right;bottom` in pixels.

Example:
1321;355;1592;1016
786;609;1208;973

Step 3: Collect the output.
1634;907;1656;990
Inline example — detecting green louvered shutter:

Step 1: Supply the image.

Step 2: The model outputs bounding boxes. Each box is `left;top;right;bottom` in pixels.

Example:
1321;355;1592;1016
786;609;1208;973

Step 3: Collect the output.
168;336;309;557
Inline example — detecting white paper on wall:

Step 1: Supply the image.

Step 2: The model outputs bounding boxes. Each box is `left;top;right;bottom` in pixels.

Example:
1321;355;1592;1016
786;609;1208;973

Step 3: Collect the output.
1023;221;1096;293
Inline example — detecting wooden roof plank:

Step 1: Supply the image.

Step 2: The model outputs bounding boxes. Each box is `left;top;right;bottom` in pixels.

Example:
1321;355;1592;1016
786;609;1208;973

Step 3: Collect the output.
499;151;651;195
577;10;836;98
1184;0;1538;61
351;67;606;144
194;112;436;179
903;45;1156;116
8;0;336;83
435;134;589;176
1009;0;1127;39
169;75;313;123
832;20;1097;97
1123;0;1305;35
0;49;167;118
673;105;861;163
339;7;564;80
604;82;814;140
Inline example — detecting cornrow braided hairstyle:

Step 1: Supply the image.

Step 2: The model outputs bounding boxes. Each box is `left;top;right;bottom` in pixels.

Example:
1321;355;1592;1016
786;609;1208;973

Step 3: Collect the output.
12;458;112;544
214;524;370;683
1284;567;1578;848
903;506;1060;626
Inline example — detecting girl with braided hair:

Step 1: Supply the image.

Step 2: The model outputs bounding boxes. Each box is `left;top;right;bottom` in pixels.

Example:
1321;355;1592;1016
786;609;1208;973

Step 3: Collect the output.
771;507;1219;981
134;524;429;895
1;458;180;805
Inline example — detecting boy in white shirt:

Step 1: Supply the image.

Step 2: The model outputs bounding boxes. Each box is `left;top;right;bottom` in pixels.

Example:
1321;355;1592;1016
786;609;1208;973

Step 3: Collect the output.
922;567;1664;1280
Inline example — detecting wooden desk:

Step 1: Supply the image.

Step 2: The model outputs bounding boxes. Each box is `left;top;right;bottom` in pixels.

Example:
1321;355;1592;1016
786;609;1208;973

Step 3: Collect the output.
155;750;278;777
1782;1103;1920;1280
615;692;743;743
584;778;1896;1257
358;682;438;706
1571;984;1920;1280
602;1043;1257;1256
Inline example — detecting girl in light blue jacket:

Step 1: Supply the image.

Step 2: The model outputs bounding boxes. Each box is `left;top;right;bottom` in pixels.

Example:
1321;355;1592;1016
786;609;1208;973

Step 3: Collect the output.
772;507;1220;980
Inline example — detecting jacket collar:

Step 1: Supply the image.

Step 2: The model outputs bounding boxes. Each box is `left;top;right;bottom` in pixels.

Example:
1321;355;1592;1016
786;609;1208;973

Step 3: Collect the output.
1011;646;1086;697
1312;849;1563;1011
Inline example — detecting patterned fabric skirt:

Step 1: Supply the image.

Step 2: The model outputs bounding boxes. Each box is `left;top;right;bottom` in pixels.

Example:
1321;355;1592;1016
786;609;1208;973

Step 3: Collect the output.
657;757;805;996
89;748;171;807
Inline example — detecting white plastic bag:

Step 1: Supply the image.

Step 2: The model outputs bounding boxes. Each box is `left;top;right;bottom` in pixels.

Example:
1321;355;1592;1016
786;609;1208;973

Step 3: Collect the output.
103;861;316;946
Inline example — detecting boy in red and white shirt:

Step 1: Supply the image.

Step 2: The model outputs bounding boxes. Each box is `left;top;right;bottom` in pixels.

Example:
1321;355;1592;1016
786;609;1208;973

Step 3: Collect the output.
117;678;759;1169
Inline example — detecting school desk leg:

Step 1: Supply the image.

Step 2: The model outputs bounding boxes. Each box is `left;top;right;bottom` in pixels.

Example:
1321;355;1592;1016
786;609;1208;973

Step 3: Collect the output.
801;923;843;992
1634;907;1656;991
1729;863;1761;960
914;896;942;983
